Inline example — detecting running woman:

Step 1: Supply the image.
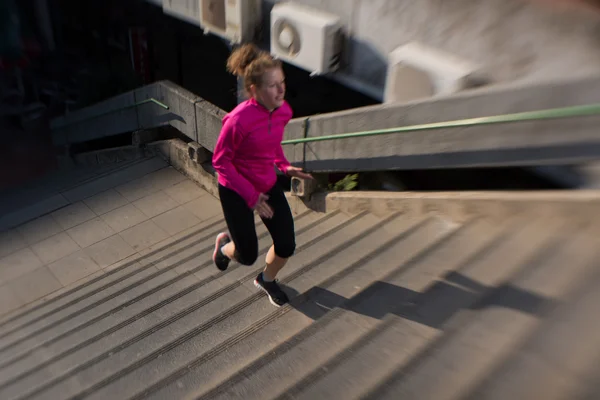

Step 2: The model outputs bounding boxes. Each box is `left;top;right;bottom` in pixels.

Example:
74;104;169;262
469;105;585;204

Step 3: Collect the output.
211;43;313;307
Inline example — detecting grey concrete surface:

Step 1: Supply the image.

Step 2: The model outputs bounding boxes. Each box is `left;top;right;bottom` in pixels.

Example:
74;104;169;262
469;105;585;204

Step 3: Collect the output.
0;154;599;399
0;157;221;317
51;90;140;147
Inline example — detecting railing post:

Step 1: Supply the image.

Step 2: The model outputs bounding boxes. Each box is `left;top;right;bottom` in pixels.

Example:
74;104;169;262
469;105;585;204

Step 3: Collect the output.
302;117;310;171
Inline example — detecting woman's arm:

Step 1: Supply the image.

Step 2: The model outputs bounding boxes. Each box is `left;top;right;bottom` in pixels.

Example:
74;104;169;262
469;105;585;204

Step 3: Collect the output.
212;117;260;208
274;144;291;174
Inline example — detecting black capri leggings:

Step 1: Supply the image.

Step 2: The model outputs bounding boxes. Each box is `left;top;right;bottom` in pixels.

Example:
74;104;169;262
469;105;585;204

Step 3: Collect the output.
218;183;296;266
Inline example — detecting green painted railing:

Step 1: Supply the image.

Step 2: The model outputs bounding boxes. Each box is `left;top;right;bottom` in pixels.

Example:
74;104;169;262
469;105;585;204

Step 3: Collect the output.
281;103;600;145
135;98;170;110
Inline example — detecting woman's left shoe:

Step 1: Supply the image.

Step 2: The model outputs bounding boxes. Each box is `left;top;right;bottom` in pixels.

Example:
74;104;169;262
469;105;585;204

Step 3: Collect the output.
213;232;231;271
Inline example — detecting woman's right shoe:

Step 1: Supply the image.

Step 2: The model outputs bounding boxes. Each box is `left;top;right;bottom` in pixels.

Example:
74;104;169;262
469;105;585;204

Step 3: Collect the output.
213;232;231;271
254;272;289;307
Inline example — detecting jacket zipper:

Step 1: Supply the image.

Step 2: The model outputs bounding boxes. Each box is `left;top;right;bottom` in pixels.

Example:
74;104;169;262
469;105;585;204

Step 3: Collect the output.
268;111;272;134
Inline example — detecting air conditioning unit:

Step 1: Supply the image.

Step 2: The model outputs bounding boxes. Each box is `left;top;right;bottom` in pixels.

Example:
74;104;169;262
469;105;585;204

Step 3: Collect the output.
162;0;201;27
199;0;261;44
384;42;483;104
270;2;343;76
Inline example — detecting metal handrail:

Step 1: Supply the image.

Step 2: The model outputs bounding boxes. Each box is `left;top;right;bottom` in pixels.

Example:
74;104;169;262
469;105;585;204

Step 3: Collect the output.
281;103;600;145
57;97;169;127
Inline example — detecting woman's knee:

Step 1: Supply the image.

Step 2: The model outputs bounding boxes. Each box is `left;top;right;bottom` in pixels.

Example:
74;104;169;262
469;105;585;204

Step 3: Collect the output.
234;247;258;266
274;239;296;259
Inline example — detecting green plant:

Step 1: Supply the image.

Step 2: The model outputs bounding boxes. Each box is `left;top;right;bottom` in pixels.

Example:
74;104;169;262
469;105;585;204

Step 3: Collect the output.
328;173;359;192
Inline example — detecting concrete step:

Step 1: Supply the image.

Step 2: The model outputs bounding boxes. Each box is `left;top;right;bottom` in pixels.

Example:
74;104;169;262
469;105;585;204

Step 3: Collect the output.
190;217;493;400
0;209;328;398
461;245;600;400
0;209;223;333
360;219;595;400
263;216;513;400
0;209;230;354
2;152;599;399
79;213;447;400
1;210;377;399
128;213;455;399
0;212;227;367
274;215;572;400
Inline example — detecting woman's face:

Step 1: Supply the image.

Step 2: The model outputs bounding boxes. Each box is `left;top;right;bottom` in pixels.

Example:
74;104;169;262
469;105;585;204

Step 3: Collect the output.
252;67;286;110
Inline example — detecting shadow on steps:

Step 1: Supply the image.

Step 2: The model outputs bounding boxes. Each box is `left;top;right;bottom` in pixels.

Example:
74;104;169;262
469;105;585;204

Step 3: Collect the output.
285;271;557;329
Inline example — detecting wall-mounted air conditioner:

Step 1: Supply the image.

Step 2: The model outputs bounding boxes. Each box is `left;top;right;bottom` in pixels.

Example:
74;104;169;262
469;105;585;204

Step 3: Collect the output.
162;0;201;27
199;0;261;44
384;41;483;104
270;2;343;76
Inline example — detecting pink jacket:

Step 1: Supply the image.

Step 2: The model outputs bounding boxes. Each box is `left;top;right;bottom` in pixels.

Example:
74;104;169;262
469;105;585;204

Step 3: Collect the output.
212;98;293;209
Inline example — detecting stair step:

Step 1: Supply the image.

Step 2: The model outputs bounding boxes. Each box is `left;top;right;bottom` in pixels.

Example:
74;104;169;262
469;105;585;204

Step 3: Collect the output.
92;213;443;400
361;220;594;400
0;214;245;387
0;210;331;399
0;213;224;346
3;210;364;400
265;217;506;400
462;246;600;400
190;217;492;400
127;214;453;399
279;215;568;400
0;163;191;328
0;215;230;361
56;212;387;400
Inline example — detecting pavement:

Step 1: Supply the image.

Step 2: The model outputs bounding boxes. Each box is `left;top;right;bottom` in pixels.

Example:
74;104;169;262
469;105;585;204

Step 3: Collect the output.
0;157;222;316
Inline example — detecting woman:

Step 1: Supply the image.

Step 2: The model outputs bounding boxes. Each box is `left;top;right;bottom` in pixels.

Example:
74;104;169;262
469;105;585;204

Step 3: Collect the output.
212;43;313;307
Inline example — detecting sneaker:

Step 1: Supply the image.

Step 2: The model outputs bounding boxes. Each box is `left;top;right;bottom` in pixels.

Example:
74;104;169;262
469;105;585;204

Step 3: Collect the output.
213;232;231;271
254;272;289;307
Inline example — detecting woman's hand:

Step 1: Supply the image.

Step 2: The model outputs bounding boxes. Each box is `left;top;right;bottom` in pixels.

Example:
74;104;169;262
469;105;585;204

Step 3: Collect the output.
287;166;313;180
255;193;274;219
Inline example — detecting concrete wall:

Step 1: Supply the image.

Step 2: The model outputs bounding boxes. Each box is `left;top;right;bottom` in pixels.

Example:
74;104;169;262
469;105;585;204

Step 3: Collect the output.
51;90;141;146
51;81;227;152
51;75;600;173
283;76;600;171
263;0;600;97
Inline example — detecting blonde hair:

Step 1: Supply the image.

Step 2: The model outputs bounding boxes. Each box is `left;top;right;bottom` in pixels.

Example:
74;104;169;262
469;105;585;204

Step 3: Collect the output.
226;43;282;95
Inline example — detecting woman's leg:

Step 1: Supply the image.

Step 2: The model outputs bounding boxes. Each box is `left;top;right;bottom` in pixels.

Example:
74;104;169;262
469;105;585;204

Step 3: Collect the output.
262;183;296;279
263;245;287;281
254;183;296;306
213;184;259;270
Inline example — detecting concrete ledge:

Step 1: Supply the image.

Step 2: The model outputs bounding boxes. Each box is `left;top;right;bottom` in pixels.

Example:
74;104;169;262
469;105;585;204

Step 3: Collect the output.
147;139;219;199
51;89;142;145
288;189;600;223
154;138;600;223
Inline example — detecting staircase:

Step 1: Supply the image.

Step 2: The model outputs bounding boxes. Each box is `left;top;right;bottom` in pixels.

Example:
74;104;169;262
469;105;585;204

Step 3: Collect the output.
0;155;598;400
